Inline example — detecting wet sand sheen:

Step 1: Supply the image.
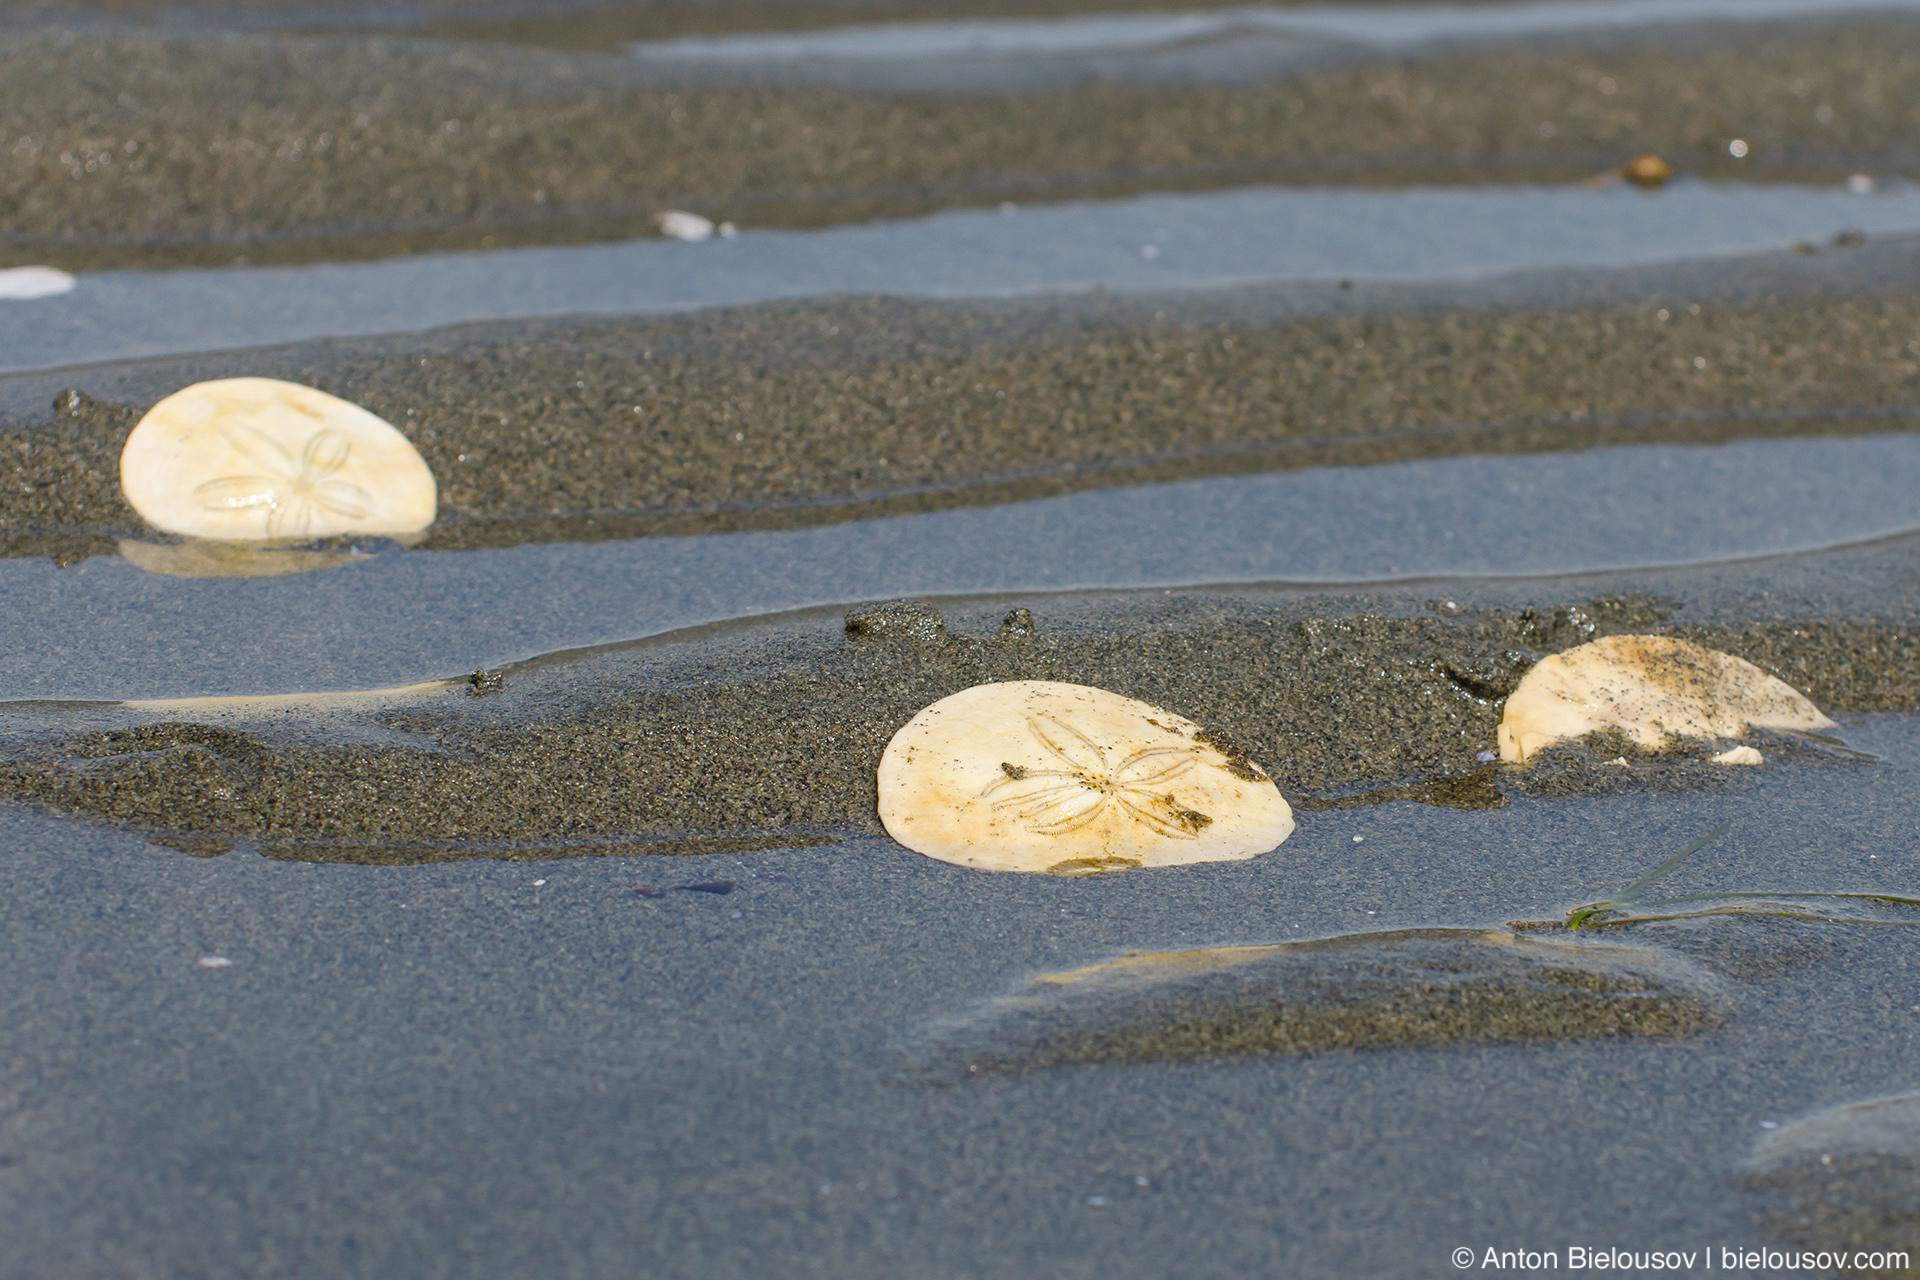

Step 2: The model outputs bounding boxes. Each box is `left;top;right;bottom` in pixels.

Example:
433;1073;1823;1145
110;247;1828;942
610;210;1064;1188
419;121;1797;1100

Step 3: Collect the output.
0;0;1546;47
3;19;1918;268
4;3;1920;1278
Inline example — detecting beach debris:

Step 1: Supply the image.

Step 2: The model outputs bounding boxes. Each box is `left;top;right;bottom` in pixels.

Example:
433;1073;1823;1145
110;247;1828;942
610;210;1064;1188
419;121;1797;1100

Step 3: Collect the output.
0;265;76;300
656;210;734;241
1548;820;1920;931
676;880;736;895
1621;153;1674;189
1710;745;1765;767
877;680;1294;875
196;955;233;969
1496;635;1833;764
909;927;1720;1074
845;599;948;644
658;210;714;240
119;377;437;541
1847;173;1877;195
1728;138;1750;159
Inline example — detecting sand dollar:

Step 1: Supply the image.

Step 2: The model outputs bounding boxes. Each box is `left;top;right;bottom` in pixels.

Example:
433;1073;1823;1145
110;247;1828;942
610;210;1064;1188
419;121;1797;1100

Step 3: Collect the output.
120;377;437;541
1497;635;1833;764
877;680;1294;875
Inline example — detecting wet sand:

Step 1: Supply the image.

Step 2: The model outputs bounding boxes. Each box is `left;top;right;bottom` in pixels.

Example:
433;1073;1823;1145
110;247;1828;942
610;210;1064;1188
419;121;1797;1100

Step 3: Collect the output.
4;727;1919;1277
0;0;1533;45
5;3;1920;1275
3;542;1917;858
7;244;1920;561
3;17;1917;268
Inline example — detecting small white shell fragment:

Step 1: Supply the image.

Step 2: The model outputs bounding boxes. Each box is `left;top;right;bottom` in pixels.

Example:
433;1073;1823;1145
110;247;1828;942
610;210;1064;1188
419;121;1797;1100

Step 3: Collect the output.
657;210;716;242
877;680;1295;875
1497;635;1833;764
119;378;437;541
0;265;76;300
1711;745;1765;767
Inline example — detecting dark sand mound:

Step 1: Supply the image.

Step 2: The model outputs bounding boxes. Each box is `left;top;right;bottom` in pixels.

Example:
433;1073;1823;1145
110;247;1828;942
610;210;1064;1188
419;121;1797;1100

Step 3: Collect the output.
8;276;1920;562
3;19;1917;267
0;591;1907;860
908;927;1722;1070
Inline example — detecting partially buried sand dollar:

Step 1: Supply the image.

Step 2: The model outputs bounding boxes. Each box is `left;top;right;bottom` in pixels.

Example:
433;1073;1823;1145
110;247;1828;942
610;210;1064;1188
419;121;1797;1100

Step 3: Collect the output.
878;680;1294;875
1497;635;1833;764
120;377;436;541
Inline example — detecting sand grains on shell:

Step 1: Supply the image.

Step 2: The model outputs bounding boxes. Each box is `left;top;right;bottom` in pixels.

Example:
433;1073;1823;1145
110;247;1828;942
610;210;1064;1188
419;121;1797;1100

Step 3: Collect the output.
120;377;437;542
877;680;1294;875
1498;635;1833;764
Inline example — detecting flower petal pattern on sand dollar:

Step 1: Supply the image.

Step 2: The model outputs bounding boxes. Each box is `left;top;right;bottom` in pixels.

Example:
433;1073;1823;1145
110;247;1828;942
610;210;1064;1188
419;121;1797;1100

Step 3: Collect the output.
878;680;1293;875
120;378;437;542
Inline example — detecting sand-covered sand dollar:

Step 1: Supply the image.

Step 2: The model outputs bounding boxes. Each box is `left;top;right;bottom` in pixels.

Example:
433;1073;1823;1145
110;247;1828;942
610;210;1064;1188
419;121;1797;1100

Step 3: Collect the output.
1497;635;1833;764
908;928;1721;1074
877;680;1294;874
120;377;437;541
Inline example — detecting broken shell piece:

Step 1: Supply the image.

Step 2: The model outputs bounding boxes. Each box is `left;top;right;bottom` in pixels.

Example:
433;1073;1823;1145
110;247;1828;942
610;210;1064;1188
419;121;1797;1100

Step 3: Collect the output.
657;210;716;242
1497;635;1833;764
0;265;76;300
877;680;1294;874
1622;153;1674;188
119;378;437;541
1711;745;1765;767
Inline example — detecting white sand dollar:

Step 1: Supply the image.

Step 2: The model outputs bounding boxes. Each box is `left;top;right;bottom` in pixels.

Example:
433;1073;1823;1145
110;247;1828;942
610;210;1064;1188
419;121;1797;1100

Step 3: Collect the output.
878;680;1295;875
1497;635;1833;764
120;378;437;541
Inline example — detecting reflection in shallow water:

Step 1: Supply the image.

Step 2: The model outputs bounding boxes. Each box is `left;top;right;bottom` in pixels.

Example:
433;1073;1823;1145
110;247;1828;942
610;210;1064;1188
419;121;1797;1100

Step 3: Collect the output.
254;831;839;865
632;0;1920;64
116;538;368;579
626;0;1920;91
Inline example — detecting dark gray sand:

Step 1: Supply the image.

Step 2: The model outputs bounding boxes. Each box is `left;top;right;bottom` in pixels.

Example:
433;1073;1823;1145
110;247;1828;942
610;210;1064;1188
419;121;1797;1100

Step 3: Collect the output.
4;19;1918;267
5;6;1919;1273
3;555;1917;856
8;271;1920;561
